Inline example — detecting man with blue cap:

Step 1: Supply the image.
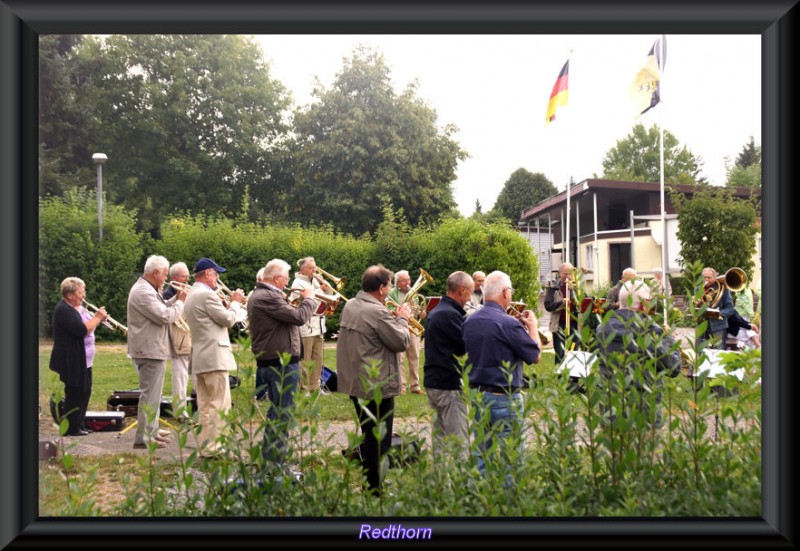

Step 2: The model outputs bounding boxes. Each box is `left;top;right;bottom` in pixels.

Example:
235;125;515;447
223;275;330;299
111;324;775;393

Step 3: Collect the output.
183;257;246;458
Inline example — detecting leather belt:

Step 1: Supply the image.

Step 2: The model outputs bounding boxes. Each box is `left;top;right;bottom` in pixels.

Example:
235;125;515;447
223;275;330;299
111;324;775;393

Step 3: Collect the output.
470;383;521;394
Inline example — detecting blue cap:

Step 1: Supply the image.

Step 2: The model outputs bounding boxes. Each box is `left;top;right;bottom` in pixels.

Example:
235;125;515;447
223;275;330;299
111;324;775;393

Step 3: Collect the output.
193;257;227;274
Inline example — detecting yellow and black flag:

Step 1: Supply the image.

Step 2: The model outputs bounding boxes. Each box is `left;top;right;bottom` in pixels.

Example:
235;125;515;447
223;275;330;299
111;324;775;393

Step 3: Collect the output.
545;60;569;126
630;35;667;117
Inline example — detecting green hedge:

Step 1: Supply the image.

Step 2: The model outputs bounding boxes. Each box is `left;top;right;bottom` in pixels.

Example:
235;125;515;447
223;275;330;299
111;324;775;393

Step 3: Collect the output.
40;201;539;338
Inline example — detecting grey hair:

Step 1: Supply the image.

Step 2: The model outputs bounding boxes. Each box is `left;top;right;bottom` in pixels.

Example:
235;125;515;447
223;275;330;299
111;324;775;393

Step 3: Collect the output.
483;270;511;300
143;255;169;275
60;277;85;297
622;267;637;279
394;270;410;285
472;270;486;279
264;258;291;281
169;262;189;278
297;256;315;269
256;267;266;282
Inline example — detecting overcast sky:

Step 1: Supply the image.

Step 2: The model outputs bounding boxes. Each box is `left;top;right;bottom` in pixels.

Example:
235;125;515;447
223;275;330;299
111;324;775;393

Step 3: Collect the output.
255;34;761;218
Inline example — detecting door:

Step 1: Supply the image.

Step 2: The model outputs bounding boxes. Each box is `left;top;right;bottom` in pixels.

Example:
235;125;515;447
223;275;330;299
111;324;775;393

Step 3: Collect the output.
609;243;631;284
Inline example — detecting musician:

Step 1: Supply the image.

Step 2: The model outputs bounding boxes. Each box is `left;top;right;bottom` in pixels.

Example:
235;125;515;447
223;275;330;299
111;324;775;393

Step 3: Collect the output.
607;267;637;310
462;270;541;481
466;270;486;316
49;277;108;436
652;267;671;297
596;280;681;428
183;257;245;458
247;259;314;471
422;271;474;455
127;255;187;450
337;265;411;496
291;256;332;394
699;267;735;350
163;261;192;418
544;262;579;365
251;266;268;401
389;270;425;395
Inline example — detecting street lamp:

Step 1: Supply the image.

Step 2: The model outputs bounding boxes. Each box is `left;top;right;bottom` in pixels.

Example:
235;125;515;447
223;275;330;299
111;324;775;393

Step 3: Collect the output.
92;153;107;242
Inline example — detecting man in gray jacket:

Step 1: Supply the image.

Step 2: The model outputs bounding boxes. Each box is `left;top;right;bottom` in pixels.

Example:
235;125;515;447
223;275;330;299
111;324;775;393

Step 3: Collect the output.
337;265;411;496
127;255;187;450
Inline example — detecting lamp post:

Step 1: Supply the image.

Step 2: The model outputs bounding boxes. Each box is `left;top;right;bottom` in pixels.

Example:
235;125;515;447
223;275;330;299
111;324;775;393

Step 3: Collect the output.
92;153;107;241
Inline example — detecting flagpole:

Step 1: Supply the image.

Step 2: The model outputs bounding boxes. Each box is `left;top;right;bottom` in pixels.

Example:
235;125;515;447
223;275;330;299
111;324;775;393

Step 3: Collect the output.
565;50;573;266
658;36;668;320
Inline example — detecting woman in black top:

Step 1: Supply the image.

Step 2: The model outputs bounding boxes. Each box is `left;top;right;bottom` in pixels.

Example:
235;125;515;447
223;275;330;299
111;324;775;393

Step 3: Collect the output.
49;277;108;436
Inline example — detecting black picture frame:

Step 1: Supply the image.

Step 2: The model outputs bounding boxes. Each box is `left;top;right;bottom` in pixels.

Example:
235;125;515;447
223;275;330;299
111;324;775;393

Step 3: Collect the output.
2;1;795;547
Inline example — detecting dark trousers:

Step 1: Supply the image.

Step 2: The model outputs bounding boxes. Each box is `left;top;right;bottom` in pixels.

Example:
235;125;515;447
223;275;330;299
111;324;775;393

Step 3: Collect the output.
351;396;394;494
553;322;578;365
64;367;92;435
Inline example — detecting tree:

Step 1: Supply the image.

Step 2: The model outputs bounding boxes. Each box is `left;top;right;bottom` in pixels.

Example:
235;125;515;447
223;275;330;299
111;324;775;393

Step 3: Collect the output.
65;35;292;235
672;188;758;282
287;45;468;235
600;123;706;184
725;136;761;190
491;168;557;223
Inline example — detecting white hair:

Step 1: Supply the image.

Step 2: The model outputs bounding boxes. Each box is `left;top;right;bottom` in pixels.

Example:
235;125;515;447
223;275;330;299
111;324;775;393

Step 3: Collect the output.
143;255;169;275
169;261;189;278
394;270;410;285
263;258;291;281
483;270;512;300
256;267;266;282
619;279;651;311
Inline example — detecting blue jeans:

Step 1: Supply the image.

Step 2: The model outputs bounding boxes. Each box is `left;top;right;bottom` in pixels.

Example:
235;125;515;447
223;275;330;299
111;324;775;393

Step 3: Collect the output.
471;391;525;483
259;361;300;466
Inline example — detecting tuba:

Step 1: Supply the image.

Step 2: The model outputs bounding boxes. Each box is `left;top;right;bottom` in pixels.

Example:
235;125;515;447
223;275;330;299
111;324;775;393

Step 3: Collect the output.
402;268;434;313
697;268;747;319
507;301;550;345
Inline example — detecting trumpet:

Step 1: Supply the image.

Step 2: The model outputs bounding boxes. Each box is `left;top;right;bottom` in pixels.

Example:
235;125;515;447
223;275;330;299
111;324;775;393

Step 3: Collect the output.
285;286;340;316
83;300;128;335
506;301;550;345
168;280;192;293
165;281;192;334
386;298;425;337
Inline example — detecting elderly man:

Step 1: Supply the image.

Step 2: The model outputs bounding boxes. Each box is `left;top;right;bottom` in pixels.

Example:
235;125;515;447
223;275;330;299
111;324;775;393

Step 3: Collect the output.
423;271;474;455
247;259;315;471
337;265;411;496
597;278;681;428
607;267;637;310
291;256;333;394
652;267;671;297
544;262;579;365
250;266;269;401
388;269;425;395
466;270;486;316
182;257;245;458
162;261;192;418
462;270;541;480
127;255;187;450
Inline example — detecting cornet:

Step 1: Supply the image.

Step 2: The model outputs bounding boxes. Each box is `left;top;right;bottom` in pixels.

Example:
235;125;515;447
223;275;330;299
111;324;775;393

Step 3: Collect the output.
506;301;550;345
386;298;425;337
83;300;128;335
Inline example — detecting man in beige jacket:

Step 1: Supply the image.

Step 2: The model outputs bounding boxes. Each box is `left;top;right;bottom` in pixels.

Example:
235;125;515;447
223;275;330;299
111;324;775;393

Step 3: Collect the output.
182;257;245;458
337;265;411;496
127;255;187;450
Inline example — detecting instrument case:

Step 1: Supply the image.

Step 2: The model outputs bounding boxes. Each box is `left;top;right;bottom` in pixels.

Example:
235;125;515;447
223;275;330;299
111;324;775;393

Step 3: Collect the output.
84;411;126;432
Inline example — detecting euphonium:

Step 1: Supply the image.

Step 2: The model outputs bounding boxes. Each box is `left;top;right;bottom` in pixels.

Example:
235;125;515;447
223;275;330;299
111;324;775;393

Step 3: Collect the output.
386;297;425;337
506;301;550;345
83;300;128;335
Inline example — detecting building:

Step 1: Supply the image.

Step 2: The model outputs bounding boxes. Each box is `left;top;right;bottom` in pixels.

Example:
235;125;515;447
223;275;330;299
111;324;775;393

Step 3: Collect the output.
518;178;761;291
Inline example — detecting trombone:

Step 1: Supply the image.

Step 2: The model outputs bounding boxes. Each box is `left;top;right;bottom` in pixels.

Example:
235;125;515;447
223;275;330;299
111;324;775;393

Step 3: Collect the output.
386;298;425;337
83;300;128;335
314;266;348;293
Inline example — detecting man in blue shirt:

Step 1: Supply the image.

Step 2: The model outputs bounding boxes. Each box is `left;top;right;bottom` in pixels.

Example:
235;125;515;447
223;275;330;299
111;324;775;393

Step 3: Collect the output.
423;271;474;456
462;270;542;480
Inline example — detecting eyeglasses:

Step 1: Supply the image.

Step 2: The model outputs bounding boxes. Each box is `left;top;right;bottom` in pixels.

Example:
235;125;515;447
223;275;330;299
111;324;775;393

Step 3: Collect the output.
506;287;515;296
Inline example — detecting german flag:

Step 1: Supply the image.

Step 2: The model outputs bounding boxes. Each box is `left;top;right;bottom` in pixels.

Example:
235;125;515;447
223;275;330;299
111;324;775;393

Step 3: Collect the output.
545;60;569;126
630;35;667;117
